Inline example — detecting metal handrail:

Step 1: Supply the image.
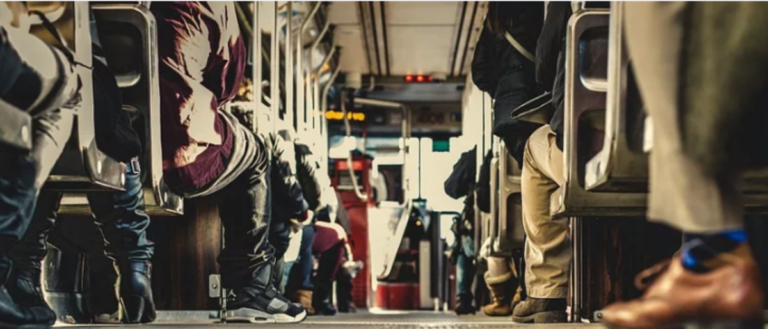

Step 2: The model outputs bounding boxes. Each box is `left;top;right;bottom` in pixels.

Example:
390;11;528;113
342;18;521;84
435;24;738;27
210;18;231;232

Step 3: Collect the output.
296;2;323;134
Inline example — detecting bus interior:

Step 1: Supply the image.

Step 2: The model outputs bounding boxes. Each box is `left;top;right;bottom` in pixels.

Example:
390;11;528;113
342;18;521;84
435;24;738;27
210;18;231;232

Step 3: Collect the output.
3;1;768;329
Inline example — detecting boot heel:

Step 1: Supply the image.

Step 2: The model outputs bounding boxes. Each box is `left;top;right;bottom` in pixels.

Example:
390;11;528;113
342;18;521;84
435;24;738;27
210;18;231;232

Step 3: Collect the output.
120;295;145;324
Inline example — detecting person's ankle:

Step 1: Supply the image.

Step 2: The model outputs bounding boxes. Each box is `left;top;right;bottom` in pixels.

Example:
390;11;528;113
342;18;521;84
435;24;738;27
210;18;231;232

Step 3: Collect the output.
681;229;749;273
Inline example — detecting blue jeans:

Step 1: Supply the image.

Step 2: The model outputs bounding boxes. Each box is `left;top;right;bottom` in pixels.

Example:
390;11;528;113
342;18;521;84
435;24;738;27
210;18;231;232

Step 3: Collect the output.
456;236;475;298
0;108;73;280
294;224;315;290
280;260;294;293
9;159;154;272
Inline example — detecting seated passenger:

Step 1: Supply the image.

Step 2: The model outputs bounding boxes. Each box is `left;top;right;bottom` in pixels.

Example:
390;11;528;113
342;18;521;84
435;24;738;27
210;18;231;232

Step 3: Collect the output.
6;9;155;324
511;3;612;323
470;1;544;319
267;127;308;292
0;3;79;327
286;139;341;315
504;2;575;323
151;2;305;322
602;3;768;328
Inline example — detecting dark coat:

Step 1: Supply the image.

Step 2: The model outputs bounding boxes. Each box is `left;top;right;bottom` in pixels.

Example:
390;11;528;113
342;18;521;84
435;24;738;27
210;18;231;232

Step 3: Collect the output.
471;2;544;165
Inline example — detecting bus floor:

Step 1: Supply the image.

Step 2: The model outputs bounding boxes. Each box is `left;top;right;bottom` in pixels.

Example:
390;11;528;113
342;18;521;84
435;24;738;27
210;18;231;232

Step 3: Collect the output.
53;311;608;328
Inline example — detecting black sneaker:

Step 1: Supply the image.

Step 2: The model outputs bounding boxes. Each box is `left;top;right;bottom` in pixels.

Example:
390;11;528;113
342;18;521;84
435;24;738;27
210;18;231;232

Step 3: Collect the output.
228;286;307;324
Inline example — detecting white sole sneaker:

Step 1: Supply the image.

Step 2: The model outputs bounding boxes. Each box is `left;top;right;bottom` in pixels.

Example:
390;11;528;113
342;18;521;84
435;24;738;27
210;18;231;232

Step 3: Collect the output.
227;308;307;324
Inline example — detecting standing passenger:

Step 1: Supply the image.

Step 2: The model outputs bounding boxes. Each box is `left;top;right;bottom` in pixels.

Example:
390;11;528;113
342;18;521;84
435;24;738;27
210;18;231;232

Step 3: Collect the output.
602;3;768;328
152;2;305;323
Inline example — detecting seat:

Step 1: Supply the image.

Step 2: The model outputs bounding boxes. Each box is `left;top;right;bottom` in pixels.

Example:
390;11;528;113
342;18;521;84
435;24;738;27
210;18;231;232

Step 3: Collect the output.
583;3;768;213
58;3;183;216
490;144;524;257
39;2;126;191
552;9;646;218
584;2;648;193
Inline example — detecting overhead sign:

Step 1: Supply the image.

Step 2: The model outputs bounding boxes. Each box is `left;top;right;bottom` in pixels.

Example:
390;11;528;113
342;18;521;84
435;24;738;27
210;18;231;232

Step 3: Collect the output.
326;110;365;122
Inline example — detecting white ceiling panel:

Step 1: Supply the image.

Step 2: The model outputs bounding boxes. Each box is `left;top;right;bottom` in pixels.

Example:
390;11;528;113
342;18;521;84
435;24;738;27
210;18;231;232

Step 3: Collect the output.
334;25;370;74
327;1;359;25
388;25;455;76
386;2;460;26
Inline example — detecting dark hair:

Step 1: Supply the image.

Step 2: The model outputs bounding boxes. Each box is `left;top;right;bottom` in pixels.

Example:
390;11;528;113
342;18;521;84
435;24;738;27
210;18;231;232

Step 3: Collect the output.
485;2;515;36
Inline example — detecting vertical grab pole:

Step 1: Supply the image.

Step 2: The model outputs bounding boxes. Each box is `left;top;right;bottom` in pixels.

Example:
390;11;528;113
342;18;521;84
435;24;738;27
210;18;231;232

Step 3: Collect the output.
320;64;341;171
312;44;337;148
252;2;262;134
308;21;330;143
271;2;279;134
285;2;293;130
309;18;331;143
297;2;323;135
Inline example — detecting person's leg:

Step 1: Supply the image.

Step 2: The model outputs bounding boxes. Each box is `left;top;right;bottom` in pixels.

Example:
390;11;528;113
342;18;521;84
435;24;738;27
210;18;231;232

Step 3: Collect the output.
0;108;73;327
6;190;61;316
482;256;515;316
512;125;567;323
215;130;305;323
290;224;315;314
87;158;155;324
279;260;294;295
454;236;475;315
335;241;357;313
311;222;346;316
601;3;768;328
312;242;343;316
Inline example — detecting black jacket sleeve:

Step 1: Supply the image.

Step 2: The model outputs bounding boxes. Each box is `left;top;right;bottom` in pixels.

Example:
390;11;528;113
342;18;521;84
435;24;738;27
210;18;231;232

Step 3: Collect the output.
471;28;500;96
270;133;308;219
535;2;572;91
294;143;323;211
475;150;494;213
444;147;477;199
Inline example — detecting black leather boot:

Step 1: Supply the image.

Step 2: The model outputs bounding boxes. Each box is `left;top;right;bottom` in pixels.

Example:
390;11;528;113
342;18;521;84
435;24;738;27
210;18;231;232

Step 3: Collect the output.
116;261;156;324
312;284;336;316
6;267;48;310
0;261;56;328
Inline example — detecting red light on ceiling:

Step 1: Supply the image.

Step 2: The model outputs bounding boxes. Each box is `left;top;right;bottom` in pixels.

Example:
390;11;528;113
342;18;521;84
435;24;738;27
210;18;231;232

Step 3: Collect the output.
416;75;425;82
404;75;413;82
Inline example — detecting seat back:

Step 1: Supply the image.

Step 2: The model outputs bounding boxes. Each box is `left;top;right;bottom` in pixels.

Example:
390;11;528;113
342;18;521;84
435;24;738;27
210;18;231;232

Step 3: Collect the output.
552;9;646;218
582;4;768;213
585;2;649;192
40;2;126;191
490;144;524;257
58;4;183;215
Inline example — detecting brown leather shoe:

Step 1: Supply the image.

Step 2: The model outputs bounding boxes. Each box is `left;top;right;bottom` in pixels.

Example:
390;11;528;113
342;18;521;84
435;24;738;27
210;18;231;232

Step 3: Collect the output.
601;252;764;329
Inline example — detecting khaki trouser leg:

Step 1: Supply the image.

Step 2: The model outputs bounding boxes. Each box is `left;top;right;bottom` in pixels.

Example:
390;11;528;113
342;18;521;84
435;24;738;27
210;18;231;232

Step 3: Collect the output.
624;2;743;233
521;125;568;298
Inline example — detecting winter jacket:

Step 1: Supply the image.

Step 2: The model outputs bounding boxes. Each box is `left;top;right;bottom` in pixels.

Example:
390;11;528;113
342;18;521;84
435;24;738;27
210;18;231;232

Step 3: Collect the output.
471;2;545;165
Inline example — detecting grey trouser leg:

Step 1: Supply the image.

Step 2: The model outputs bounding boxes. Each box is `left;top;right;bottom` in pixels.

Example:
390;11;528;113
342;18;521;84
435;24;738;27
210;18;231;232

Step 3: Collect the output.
625;2;768;232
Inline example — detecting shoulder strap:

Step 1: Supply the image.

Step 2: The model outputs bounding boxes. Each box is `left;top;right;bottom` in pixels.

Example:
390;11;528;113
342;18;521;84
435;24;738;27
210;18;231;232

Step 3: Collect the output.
504;32;535;63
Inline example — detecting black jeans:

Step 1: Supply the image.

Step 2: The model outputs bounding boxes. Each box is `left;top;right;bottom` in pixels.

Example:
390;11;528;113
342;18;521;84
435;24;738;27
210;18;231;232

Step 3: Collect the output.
8;159;154;272
174;113;274;290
